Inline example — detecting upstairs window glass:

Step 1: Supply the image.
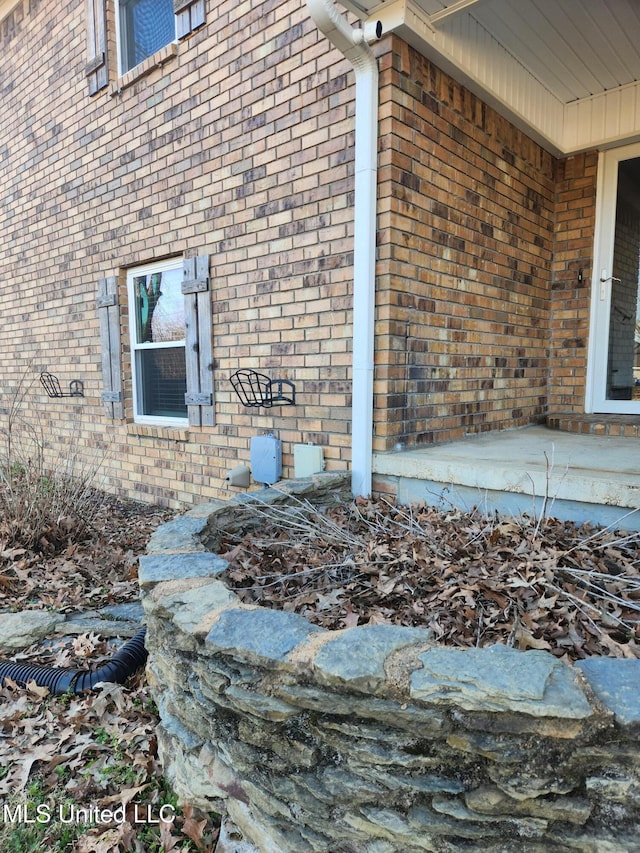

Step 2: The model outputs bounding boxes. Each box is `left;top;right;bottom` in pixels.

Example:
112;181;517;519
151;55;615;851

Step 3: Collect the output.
119;0;175;73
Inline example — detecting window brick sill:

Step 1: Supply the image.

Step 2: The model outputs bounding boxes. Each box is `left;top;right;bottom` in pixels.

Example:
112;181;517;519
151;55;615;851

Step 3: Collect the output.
110;42;178;96
127;423;190;443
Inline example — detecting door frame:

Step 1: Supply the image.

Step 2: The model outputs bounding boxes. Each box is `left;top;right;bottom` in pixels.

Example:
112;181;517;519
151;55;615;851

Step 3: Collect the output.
586;142;640;414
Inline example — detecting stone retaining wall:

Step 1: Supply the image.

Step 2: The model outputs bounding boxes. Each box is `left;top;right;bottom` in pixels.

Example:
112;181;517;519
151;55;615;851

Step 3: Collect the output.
139;473;640;853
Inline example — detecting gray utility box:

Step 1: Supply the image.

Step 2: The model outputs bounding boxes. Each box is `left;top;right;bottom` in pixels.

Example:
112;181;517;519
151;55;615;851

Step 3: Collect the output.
250;434;282;485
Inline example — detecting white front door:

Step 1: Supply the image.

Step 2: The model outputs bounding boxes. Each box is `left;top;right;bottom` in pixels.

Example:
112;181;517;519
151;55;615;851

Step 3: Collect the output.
587;143;640;414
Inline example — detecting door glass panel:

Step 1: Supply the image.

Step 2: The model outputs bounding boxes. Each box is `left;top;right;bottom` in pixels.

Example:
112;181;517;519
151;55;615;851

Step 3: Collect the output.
606;158;640;401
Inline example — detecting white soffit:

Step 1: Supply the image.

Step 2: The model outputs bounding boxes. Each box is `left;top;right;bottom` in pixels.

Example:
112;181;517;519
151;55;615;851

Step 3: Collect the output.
341;0;640;156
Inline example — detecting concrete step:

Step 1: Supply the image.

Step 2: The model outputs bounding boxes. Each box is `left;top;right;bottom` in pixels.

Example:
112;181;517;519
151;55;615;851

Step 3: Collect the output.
373;426;640;530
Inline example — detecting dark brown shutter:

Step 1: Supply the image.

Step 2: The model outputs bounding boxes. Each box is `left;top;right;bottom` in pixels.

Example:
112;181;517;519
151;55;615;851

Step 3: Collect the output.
182;255;214;426
97;277;124;419
86;0;108;95
174;0;206;40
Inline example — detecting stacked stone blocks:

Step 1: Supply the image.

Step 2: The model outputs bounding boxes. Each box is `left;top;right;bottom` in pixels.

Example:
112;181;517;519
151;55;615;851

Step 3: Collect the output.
140;475;640;852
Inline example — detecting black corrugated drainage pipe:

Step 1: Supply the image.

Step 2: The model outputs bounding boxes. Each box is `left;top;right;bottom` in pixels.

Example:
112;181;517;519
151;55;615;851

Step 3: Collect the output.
0;626;148;695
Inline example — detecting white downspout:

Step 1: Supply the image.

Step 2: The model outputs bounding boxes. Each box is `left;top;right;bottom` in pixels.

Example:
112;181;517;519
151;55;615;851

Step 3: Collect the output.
306;0;379;498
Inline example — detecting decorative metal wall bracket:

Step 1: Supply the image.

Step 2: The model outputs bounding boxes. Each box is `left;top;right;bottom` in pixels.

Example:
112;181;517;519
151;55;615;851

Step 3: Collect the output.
230;370;295;408
40;372;85;399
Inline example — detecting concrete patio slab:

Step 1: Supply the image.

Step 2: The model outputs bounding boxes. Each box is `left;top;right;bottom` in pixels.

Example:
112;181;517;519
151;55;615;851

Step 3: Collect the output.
373;426;640;530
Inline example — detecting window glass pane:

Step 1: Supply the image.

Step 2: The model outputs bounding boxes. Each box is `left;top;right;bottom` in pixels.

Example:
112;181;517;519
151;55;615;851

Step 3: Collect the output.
132;268;185;344
606;158;640;400
136;347;187;419
121;0;174;72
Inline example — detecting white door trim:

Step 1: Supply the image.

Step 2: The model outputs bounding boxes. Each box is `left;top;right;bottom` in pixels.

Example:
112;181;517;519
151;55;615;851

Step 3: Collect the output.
586;142;640;414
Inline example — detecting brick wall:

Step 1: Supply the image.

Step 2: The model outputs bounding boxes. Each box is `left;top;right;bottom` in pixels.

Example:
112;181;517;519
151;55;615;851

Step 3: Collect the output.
548;152;598;415
375;37;556;450
0;0;358;506
0;1;606;507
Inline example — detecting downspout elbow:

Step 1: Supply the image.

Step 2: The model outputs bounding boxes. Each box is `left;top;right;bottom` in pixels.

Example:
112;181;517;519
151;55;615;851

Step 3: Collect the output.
306;0;378;74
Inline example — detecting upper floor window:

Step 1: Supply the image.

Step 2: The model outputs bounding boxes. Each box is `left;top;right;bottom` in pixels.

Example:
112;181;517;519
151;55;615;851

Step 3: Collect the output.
118;0;175;74
86;0;206;93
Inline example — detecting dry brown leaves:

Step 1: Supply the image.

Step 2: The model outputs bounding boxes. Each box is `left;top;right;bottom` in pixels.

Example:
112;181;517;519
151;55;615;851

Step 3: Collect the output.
0;495;219;852
0;495;174;614
0;662;219;852
221;496;640;662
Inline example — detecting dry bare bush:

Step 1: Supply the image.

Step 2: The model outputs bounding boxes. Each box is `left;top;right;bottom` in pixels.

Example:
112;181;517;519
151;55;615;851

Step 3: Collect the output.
0;372;108;553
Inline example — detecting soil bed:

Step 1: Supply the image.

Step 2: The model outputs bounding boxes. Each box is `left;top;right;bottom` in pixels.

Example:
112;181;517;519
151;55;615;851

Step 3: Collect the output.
220;496;640;662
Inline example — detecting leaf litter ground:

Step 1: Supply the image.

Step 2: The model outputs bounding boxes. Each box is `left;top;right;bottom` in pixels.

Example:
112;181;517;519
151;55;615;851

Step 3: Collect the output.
0;494;220;853
220;496;640;662
3;490;639;851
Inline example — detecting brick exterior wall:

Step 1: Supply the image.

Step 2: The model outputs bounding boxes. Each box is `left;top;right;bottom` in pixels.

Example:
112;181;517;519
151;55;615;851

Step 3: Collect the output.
0;0;358;506
0;2;604;506
548;152;598;415
375;38;557;450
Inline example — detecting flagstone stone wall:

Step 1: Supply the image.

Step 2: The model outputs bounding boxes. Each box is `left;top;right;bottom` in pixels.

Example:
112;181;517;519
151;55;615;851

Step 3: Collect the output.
140;474;640;853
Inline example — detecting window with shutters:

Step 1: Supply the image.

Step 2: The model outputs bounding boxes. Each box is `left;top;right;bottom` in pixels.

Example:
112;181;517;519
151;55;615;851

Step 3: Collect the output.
85;0;207;89
99;255;214;427
127;258;188;425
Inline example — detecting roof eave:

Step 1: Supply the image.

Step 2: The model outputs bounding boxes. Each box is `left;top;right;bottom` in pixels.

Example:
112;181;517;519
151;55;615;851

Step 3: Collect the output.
346;0;640;157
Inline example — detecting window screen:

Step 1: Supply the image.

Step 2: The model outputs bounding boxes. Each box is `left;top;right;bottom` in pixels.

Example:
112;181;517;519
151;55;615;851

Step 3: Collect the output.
136;348;187;419
119;0;175;73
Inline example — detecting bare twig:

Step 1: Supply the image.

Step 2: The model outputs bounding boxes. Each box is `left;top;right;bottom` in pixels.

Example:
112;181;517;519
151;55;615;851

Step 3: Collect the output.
222;495;640;656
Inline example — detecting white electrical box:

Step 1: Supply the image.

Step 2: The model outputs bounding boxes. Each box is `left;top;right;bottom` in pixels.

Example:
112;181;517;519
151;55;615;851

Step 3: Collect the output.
294;443;325;477
250;434;282;484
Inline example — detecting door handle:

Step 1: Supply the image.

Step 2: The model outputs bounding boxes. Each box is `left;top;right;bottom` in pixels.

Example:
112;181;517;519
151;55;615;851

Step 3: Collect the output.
599;270;621;300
